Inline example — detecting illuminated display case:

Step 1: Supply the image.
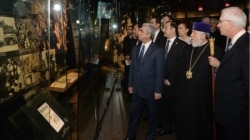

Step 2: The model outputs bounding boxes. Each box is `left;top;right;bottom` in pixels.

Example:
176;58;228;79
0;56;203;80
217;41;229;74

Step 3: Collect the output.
0;0;71;102
0;0;78;139
0;0;114;139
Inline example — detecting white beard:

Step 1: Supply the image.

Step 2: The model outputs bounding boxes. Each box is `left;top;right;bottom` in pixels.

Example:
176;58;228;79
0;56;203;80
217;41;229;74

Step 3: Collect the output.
191;38;203;48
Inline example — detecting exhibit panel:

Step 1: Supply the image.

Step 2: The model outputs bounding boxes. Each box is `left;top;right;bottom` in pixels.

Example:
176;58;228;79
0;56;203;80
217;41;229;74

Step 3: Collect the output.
0;0;69;101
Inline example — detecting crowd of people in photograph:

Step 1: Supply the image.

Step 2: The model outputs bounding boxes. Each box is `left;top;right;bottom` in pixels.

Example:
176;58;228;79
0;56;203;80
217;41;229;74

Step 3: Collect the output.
118;6;249;140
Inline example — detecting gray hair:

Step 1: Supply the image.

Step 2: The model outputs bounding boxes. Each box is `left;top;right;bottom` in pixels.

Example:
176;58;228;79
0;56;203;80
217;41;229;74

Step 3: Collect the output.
202;17;210;24
222;7;247;28
142;23;155;40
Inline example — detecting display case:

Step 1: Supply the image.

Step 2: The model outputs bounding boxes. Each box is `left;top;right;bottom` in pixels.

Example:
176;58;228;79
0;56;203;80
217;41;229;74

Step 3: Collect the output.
0;0;113;139
0;0;80;139
0;0;71;101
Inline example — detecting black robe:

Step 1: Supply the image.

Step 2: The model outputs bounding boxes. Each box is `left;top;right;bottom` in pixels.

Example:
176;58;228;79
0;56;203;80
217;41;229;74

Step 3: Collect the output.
175;43;223;140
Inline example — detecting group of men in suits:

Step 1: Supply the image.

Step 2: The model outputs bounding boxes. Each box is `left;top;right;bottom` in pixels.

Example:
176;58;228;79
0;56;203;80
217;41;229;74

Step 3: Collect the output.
125;15;188;140
124;6;248;140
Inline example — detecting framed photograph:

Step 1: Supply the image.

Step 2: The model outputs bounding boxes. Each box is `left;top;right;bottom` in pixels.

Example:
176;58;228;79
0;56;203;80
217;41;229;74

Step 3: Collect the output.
0;16;18;54
0;56;24;102
19;53;40;87
97;2;113;19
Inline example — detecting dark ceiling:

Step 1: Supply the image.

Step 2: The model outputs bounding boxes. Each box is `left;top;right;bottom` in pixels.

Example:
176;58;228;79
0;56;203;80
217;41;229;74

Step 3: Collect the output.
101;0;247;21
155;0;247;12
74;0;248;23
96;0;248;12
85;0;248;17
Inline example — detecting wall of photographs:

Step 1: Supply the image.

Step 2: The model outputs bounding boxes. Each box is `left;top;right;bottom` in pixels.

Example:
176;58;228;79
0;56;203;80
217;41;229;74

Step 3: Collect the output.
0;0;71;102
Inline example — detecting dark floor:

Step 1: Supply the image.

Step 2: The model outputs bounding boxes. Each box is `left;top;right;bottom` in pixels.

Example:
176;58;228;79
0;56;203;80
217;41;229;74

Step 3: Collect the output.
67;66;176;140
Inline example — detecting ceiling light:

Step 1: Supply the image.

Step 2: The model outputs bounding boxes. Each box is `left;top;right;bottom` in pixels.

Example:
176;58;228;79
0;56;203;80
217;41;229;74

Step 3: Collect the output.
225;1;230;7
198;4;203;11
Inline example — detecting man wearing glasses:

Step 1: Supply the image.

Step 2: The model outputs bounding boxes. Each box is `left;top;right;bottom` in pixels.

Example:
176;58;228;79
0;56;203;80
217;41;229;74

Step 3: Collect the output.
208;7;249;140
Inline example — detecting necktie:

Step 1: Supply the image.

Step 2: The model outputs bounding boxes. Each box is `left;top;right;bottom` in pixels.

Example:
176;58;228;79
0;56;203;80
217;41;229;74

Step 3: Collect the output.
139;45;145;62
226;42;232;52
165;40;170;58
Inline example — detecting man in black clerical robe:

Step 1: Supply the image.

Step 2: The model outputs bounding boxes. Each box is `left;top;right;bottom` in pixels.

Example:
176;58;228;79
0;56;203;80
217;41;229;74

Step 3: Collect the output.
174;22;224;140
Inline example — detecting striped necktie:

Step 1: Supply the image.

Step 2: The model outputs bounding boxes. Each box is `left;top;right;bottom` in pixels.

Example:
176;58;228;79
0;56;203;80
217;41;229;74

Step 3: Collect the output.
139;45;145;62
226;42;232;52
165;40;170;58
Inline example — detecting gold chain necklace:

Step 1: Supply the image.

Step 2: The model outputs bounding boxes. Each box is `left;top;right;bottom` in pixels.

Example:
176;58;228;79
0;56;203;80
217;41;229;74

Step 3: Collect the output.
186;44;209;79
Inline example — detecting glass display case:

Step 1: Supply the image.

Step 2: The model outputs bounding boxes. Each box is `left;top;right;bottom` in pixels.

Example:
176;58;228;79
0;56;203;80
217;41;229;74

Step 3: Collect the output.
0;0;71;100
0;0;117;139
0;0;78;139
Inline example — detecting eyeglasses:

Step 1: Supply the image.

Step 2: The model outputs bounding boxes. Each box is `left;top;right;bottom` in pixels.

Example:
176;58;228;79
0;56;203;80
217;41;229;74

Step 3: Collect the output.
218;19;230;24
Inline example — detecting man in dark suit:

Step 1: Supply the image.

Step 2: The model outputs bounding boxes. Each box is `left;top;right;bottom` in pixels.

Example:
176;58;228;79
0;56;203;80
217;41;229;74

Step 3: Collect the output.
208;7;249;140
209;18;227;49
125;23;165;140
122;25;138;99
156;21;187;136
150;16;166;48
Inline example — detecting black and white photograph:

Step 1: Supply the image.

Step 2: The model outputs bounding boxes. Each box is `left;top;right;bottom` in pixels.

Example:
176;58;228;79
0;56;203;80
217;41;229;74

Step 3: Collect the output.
97;2;113;19
19;52;41;87
0;56;24;102
0;16;18;53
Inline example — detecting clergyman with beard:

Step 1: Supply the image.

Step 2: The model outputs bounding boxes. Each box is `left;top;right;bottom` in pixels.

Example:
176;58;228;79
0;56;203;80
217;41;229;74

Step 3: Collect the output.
174;22;224;140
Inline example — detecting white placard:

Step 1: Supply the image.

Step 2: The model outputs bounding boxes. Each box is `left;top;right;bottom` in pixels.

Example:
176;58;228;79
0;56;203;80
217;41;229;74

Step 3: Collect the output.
37;102;64;132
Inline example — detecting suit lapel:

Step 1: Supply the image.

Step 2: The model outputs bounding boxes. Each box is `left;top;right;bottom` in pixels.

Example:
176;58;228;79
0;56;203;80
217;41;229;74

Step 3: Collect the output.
136;44;142;64
167;38;180;55
156;31;162;42
140;43;154;65
220;32;248;65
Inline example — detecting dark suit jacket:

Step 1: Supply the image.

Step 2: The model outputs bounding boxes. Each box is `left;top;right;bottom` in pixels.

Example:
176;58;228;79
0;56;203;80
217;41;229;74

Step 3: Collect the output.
128;42;165;98
122;35;137;56
165;38;187;87
154;30;166;48
215;32;249;127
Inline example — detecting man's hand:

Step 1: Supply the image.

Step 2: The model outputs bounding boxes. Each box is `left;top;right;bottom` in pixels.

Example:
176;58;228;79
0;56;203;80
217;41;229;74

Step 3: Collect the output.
128;87;133;94
154;93;162;100
208;56;220;68
164;79;171;86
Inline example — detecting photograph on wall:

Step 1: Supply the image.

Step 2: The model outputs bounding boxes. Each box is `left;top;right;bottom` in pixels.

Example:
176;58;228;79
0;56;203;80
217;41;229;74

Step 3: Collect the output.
49;0;69;79
19;52;41;89
13;0;42;54
0;16;18;54
15;15;44;55
14;0;69;81
14;0;49;55
40;49;57;85
0;56;24;103
97;2;113;19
